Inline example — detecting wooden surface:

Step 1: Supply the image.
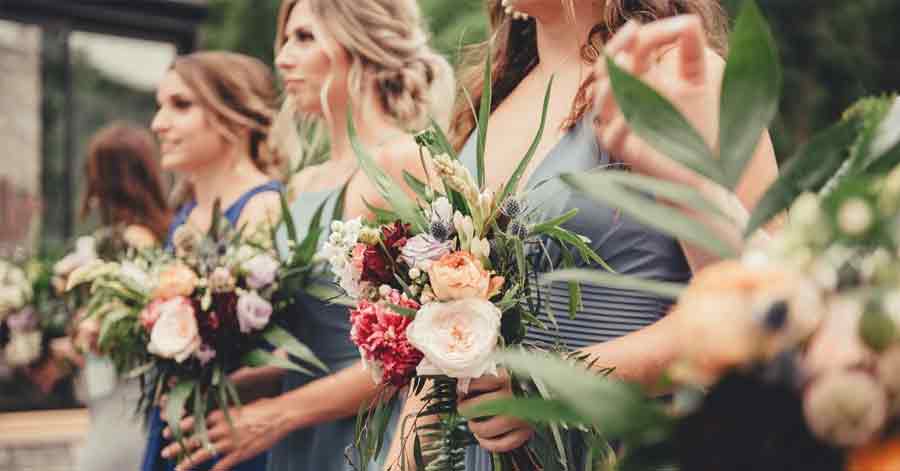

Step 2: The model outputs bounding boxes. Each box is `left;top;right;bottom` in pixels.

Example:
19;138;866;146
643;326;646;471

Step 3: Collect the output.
0;409;88;446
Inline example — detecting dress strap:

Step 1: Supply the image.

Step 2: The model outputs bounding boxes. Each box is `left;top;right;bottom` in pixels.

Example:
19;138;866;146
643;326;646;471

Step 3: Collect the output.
223;180;284;226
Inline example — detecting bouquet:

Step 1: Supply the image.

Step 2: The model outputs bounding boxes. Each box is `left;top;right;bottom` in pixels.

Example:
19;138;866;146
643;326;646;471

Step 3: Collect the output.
0;256;68;369
67;205;326;455
326;53;611;470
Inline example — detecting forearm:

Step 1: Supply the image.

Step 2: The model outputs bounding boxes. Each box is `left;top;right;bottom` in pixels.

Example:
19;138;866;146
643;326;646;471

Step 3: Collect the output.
579;313;682;395
384;382;435;471
230;366;286;402
277;362;390;433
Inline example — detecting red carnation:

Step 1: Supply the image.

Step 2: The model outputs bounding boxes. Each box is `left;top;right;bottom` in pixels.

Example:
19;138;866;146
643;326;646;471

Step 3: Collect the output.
349;291;422;387
360;221;411;286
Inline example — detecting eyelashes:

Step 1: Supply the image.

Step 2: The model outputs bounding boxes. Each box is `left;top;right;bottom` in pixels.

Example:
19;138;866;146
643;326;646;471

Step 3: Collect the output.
293;29;314;42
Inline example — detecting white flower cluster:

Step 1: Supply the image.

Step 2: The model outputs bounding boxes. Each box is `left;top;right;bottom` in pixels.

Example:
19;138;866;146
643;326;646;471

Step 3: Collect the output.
0;260;31;320
322;217;366;297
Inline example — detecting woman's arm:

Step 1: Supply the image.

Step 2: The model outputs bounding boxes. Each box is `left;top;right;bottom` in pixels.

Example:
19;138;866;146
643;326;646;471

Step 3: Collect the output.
592;17;778;272
163;362;388;471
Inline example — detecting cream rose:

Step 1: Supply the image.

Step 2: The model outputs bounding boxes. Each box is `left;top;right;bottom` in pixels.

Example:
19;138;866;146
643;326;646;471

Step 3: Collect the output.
147;296;201;363
152;263;198;300
428;251;504;301
406;298;502;391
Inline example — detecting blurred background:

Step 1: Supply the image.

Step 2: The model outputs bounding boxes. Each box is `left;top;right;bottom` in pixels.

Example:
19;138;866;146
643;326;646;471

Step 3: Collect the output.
0;0;898;469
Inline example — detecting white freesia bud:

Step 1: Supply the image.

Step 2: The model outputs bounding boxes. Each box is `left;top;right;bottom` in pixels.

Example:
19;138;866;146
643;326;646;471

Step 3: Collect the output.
409;268;421;279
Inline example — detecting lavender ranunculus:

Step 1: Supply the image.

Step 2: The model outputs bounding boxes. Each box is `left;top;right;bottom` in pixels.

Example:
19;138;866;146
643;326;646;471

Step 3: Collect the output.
400;234;454;269
236;291;273;333
6;307;38;332
244;253;279;290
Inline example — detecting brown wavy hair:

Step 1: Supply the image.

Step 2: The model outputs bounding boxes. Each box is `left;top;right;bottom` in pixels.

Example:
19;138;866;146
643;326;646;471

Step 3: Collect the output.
449;0;729;150
81;122;172;240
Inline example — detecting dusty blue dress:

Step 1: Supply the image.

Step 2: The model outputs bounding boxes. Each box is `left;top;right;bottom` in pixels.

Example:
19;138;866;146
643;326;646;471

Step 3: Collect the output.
141;180;282;471
460;117;692;469
268;186;399;471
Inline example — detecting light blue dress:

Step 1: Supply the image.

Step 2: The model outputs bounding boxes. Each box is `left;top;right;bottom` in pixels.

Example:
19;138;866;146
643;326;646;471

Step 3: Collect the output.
268;186;399;471
460;117;692;469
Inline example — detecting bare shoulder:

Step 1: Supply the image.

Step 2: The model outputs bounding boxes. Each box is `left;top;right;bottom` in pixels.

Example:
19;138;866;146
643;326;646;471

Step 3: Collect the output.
238;190;282;231
374;137;427;180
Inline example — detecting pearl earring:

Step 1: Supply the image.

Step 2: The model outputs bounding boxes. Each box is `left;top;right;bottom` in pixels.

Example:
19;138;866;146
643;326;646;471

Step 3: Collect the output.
501;0;530;21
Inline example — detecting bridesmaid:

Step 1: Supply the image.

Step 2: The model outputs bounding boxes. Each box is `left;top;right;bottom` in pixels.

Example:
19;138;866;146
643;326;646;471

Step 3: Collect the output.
56;122;172;471
159;1;455;470
386;0;779;468
142;51;288;471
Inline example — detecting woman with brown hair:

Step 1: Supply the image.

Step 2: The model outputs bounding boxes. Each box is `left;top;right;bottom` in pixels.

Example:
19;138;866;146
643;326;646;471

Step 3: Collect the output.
157;1;455;470
140;50;289;471
386;0;779;468
66;122;172;471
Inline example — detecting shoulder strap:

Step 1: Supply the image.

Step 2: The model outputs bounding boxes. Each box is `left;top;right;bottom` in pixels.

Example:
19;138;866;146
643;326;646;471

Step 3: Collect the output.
223;180;284;226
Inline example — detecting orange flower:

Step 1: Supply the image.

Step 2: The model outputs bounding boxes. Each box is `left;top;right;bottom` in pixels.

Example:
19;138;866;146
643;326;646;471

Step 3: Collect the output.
848;436;900;471
428;251;504;302
152;263;198;300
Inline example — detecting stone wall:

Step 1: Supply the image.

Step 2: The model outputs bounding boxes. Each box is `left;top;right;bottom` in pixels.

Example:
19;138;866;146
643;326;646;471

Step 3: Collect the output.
0;20;42;252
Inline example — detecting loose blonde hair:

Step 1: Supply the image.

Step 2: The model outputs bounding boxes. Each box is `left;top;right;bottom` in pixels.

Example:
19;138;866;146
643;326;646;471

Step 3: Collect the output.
275;0;454;131
167;51;296;204
450;0;729;150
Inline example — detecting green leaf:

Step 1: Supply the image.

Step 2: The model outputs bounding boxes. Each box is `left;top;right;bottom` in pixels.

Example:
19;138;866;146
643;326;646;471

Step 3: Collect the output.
427;118;456;157
165;380;196;444
559;246;582;319
348;107;427;232
193;385;213;451
569;171;733;223
563;173;736;258
530;208;579;236
333;179;350;221
490;350;671;440
606;57;722;183
745;118;860;235
476;53;492;189
208;198;223;240
498;76;554;205
362;197;399;225
242;349;317;376
262;325;328;373
860;98;900;172
719;0;781;188
403;170;431;202
303;282;356;306
279;191;298;245
98;306;134;347
542;268;684;300
387;303;419;318
462;397;587;424
293;195;330;265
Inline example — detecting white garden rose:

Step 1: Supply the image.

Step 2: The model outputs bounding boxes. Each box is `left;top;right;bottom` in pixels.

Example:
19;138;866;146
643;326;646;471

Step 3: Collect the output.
406;298;502;392
147;296;200;363
0;286;28;318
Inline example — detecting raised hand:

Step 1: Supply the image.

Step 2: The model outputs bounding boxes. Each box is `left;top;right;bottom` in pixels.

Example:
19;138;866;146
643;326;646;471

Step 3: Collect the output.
592;15;725;189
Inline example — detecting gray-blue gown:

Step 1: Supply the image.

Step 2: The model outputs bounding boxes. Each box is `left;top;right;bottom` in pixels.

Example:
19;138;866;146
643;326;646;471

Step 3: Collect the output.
269;187;399;471
460;116;692;469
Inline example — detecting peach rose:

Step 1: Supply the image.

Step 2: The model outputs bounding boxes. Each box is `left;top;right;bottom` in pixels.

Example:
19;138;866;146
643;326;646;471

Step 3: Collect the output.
427;251;504;301
147;296;200;363
152;263;198;300
123;224;158;250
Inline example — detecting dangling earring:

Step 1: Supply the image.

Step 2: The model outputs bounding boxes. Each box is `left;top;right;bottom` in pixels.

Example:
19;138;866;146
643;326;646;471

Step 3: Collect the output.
501;0;530;21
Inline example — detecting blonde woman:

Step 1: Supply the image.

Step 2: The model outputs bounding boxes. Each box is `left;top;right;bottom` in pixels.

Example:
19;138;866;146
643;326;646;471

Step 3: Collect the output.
158;1;454;470
385;0;779;469
142;51;287;471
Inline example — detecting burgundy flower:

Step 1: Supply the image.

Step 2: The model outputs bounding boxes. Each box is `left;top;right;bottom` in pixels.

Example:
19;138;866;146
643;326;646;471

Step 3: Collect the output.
360;221;411;285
